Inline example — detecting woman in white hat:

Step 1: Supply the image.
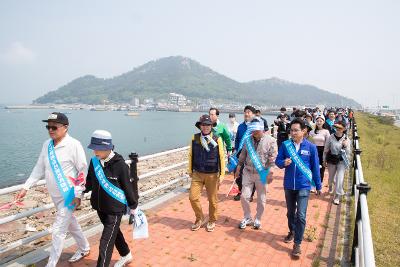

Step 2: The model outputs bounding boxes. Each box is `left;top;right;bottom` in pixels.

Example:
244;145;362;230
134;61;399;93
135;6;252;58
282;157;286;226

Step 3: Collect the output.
85;130;138;267
323;121;351;205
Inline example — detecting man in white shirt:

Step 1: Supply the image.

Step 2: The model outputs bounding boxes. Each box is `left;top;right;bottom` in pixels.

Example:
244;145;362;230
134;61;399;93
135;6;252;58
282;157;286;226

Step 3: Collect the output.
227;113;239;150
15;112;90;266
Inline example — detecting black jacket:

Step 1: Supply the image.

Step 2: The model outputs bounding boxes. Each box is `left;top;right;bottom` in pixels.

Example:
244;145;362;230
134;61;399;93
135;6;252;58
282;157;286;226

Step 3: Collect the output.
259;116;269;131
84;152;139;215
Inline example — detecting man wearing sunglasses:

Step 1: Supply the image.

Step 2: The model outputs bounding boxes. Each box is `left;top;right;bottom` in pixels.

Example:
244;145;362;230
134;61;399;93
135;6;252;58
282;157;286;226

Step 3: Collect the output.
15;112;90;266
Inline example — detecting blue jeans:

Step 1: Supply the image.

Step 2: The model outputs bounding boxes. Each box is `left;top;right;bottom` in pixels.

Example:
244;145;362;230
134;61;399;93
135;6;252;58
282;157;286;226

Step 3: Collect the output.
284;189;310;245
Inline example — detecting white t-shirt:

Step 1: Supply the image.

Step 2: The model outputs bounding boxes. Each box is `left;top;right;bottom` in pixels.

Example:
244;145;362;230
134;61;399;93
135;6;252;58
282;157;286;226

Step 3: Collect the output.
23;134;88;199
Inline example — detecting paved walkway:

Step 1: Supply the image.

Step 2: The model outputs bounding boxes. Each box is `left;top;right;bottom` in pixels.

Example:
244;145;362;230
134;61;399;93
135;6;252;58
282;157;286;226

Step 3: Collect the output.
35;169;334;267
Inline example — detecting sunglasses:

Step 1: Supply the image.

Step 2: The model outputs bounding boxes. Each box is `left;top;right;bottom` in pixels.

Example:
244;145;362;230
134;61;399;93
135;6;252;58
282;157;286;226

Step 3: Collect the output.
45;125;63;131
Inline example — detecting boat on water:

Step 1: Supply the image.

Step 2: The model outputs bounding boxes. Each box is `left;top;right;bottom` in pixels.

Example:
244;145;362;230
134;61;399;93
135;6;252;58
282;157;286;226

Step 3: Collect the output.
125;112;140;116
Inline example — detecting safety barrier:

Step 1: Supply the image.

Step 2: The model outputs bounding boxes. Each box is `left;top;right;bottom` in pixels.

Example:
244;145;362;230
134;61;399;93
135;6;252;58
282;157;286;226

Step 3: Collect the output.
350;118;376;267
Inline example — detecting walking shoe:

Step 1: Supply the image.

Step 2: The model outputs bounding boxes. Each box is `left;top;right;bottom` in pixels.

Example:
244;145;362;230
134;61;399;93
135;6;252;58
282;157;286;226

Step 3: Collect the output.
238;218;253;229
114;252;133;267
191;218;205;231
328;186;333;194
292;244;302;257
68;249;90;263
333;198;340;205
206;222;215;232
233;193;241;201
253;219;261;230
284;231;294;243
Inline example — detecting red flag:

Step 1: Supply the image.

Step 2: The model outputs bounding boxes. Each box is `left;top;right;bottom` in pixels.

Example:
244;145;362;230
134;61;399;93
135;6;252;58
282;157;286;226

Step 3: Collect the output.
228;185;240;196
0;200;25;211
68;172;85;186
226;178;240;197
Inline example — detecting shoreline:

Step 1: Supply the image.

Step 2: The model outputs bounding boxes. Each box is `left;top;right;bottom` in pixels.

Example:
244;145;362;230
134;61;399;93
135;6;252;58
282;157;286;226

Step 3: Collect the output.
2;104;282;114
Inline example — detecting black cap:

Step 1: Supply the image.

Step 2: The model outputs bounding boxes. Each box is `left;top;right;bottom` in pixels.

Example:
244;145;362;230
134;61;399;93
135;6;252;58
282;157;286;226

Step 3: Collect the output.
42;112;69;125
244;105;256;114
195;114;217;129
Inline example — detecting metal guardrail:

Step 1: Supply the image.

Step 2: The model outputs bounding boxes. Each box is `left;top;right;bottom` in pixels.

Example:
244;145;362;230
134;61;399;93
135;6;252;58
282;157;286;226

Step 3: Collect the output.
0;146;190;196
350;117;376;267
0;146;190;255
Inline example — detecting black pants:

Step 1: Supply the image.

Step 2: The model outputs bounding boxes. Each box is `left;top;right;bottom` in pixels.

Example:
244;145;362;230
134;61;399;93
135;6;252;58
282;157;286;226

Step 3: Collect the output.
316;146;325;183
97;211;130;267
277;133;289;150
235;165;255;196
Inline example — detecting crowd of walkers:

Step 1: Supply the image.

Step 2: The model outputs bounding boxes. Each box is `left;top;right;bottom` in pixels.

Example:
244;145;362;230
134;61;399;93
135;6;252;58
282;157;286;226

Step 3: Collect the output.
12;105;353;266
188;106;353;257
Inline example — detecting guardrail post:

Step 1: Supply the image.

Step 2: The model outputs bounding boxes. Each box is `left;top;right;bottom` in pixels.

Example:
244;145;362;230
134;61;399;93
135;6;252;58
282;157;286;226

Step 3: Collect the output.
129;152;139;182
352;148;362;196
351;182;372;265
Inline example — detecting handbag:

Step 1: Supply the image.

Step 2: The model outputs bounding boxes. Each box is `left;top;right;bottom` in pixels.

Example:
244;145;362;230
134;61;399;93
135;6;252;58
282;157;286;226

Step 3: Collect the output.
326;151;341;165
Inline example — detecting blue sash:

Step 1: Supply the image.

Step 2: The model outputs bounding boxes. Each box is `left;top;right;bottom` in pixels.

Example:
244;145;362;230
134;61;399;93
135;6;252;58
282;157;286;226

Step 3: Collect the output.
92;157;127;205
47;141;75;210
227;128;252;172
283;140;315;187
245;137;270;184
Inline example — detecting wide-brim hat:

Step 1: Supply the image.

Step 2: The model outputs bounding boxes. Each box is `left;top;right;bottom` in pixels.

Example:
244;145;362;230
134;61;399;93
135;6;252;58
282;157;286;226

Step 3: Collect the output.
195;114;217;129
42;112;69;125
88;130;114;151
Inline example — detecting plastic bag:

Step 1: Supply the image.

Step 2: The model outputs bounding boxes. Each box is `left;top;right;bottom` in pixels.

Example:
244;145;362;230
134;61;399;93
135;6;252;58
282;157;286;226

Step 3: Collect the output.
132;209;149;239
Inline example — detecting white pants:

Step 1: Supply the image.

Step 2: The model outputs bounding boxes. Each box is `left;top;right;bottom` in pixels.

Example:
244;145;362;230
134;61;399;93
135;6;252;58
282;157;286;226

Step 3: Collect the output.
46;197;90;267
241;170;267;221
327;163;346;198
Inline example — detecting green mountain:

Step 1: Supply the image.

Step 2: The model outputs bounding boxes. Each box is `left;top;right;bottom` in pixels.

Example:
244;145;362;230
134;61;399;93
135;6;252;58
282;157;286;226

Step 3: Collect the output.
34;56;361;107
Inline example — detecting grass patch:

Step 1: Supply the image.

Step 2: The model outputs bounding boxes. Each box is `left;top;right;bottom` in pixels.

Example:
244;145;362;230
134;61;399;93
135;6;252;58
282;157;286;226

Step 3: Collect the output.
353;112;400;267
187;253;197;262
313;210;320;221
305;225;318;242
312;257;320;267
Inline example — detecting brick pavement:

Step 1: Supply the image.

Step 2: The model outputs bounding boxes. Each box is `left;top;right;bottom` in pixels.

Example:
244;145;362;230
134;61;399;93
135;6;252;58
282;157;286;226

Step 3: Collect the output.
35;169;334;267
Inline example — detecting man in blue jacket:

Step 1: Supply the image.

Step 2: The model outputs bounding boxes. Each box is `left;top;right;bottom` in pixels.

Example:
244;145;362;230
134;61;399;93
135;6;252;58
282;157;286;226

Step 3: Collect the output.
275;118;322;257
233;105;256;201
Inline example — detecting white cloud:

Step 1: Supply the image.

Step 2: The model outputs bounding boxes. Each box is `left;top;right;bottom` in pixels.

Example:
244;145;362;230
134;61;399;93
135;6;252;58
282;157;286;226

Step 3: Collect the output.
1;42;36;64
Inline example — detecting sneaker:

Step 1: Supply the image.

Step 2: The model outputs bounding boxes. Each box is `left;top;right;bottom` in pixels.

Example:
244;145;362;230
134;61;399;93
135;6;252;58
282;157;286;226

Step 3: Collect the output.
233;193;241;201
333;198;340;205
114;252;133;267
328;186;333;194
253;219;261;230
238;218;253;229
191;218;205;231
68;249;90;263
292;244;301;257
206;222;215;232
284;231;294;243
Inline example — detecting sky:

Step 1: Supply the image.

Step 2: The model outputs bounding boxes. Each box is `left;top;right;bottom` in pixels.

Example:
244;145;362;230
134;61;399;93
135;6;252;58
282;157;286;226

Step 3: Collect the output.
0;0;399;108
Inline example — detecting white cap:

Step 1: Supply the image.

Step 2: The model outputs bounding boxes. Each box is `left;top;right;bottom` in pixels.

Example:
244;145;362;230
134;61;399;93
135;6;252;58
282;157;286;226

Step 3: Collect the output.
92;130;112;139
